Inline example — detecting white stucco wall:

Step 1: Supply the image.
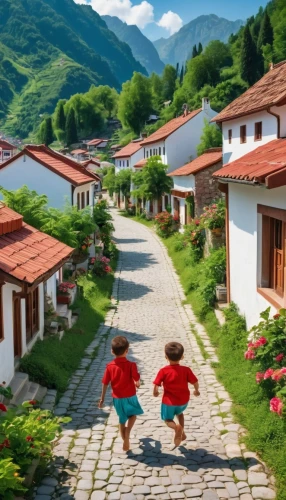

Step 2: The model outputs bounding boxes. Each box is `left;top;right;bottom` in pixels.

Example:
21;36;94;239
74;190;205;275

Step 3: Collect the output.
115;149;144;174
0;156;72;208
222;110;278;165
228;182;286;328
173;175;195;191
73;183;95;209
0;283;21;384
45;274;58;311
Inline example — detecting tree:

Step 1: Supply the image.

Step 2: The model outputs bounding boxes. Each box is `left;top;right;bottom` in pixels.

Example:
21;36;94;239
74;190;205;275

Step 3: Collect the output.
176;62;179;77
38;117;54;146
65;107;78;146
161;64;177;102
132;156;173;202
273;0;286;61
118;72;152;135
241;24;259;85
192;45;198;58
257;11;274;49
103;166;116;196
150;72;163;110
88;85;118;118
54;100;66;131
198;42;203;55
115;169;131;209
179;65;184;85
197;119;222;156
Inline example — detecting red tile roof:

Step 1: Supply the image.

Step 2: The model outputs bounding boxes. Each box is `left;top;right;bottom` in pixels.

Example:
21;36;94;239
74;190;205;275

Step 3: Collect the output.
0;139;16;151
134;159;147;168
169;149;222;177
112;142;142;158
141;109;202;146
87;139;108;146
71;149;87;155
0;145;97;186
213;139;286;189
82;158;100;167
213;61;286;123
0;203;73;284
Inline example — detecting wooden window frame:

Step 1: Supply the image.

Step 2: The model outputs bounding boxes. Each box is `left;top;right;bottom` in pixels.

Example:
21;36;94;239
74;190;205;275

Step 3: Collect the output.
86;190;90;206
81;192;85;209
77;193;80;209
26;287;39;344
159;147;161;155
146;151;149;158
240;125;247;144
228;129;232;144
255;121;262;141
0;284;4;342
127;160;129;167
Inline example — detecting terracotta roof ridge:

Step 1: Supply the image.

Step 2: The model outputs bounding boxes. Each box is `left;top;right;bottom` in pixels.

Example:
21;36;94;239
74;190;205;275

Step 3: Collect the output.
273;60;286;69
204;147;222;153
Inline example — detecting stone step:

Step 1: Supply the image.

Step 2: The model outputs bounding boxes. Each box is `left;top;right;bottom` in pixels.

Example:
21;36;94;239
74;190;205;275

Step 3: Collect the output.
56;304;72;328
14;381;47;406
9;372;29;404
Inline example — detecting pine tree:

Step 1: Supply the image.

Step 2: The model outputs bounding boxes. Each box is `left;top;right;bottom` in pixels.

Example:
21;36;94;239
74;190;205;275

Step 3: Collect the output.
257;11;274;49
54;100;66;131
176;62;179;77
192;45;198;58
65;108;78;146
40;117;54;146
198;42;203;55
241;25;259;86
179;65;184;85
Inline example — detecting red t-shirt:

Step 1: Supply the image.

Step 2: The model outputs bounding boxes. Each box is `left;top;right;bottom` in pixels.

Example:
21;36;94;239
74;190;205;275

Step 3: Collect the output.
102;357;140;399
153;365;198;406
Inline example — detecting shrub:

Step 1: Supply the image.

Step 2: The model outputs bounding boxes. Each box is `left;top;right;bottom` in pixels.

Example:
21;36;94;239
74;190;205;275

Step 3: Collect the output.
154;211;178;238
91;256;112;277
200;199;225;230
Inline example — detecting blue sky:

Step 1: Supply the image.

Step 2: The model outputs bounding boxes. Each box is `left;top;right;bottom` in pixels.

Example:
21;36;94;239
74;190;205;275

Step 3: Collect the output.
76;0;268;40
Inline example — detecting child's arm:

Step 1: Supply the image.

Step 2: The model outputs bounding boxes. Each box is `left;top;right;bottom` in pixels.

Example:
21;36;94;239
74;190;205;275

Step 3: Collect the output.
187;368;200;396
153;385;160;397
132;363;141;389
193;381;200;397
98;384;109;408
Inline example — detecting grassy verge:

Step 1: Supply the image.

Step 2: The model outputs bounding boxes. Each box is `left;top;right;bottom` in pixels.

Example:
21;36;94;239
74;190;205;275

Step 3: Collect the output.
20;252;118;397
119;210;155;229
162;234;286;500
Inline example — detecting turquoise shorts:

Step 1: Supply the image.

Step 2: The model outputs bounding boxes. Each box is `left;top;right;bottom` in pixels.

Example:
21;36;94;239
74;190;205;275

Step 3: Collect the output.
113;395;144;424
161;403;188;421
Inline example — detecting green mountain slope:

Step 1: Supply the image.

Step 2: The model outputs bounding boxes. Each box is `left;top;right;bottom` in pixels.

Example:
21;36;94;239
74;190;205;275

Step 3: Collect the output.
0;0;147;138
154;14;243;66
103;15;165;75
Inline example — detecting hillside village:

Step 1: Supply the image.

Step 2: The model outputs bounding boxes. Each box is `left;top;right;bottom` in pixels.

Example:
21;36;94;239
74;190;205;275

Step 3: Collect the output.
1;1;286;499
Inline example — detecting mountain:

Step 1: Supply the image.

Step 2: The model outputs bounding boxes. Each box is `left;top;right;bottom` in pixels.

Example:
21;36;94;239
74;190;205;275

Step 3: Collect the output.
0;0;147;138
154;15;244;66
102;15;165;75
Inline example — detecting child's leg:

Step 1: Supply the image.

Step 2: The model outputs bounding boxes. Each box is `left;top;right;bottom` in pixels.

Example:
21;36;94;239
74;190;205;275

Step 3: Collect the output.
119;424;126;441
165;420;182;446
177;413;186;440
123;415;136;451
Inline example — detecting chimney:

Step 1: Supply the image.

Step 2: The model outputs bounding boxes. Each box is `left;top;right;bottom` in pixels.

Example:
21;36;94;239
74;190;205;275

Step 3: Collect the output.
269;62;274;71
141;132;147;139
182;103;189;117
202;97;210;110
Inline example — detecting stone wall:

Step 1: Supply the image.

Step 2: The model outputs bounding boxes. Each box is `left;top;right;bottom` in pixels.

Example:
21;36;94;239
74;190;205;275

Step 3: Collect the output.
194;161;224;217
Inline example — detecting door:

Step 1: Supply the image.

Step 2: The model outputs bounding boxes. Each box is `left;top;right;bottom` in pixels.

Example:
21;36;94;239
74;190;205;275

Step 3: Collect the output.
13;295;22;358
174;198;180;220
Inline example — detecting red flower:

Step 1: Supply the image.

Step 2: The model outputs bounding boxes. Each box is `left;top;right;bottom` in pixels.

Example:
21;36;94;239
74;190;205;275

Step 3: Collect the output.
256;372;264;384
272;369;284;382
29;400;37;405
280;367;286;374
273;313;281;320
276;353;284;363
264;368;274;379
253;336;267;348
0;403;7;412
244;350;255;360
270;397;283;416
26;436;34;442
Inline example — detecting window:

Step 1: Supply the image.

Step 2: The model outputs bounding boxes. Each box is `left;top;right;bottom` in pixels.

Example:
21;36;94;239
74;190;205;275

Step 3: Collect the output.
150;149;152;156
26;288;39;343
159;147;161;155
127;160;129;167
86;191;90;206
81;192;85;209
240;125;247;144
0;284;3;341
3;152;10;157
255;122;262;141
77;193;80;209
146;151;149;158
228;129;232;144
144;149;145;159
153;149;156;156
163;146;165;155
155;149;158;155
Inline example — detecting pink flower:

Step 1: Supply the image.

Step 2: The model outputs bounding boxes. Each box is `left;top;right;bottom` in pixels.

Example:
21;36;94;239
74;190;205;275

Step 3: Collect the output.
253;337;268;348
264;368;274;379
272;369;284;382
256;372;264;383
248;342;255;349
244;350;256;360
280;367;286;374
270;397;283;416
276;354;284;363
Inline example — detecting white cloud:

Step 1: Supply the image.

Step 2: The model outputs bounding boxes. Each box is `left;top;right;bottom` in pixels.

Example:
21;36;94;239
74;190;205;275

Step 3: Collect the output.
74;0;154;29
157;10;183;35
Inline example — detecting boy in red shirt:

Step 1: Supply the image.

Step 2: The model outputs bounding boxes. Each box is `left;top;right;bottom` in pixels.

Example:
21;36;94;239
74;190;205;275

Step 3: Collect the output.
153;342;200;446
99;336;143;451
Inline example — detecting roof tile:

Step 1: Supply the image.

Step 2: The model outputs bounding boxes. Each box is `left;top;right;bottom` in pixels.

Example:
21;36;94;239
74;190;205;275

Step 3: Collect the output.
141;109;202;146
112;142;142;158
169;149;222;177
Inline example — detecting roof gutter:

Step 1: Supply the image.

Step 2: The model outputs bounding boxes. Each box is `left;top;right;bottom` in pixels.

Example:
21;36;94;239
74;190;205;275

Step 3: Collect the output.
267;107;280;138
214;177;261;187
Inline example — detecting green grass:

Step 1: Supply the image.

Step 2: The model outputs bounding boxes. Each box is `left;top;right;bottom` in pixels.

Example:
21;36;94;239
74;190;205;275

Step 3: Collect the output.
160;233;286;500
20;252;118;397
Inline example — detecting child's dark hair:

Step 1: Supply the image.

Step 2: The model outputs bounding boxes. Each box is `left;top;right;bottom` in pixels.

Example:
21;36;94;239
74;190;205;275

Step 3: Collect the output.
165;342;184;361
112;336;129;356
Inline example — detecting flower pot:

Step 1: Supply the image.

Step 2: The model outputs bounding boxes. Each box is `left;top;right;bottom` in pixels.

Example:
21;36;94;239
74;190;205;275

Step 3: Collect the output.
57;295;71;305
72;249;89;264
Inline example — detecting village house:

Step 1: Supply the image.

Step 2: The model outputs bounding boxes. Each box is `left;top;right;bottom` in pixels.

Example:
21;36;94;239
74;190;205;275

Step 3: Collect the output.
0;139;18;164
71;148;89;162
212;60;286;328
112;140;143;207
168;148;223;225
140;98;217;213
0;202;73;385
0;144;100;210
86;138;109;152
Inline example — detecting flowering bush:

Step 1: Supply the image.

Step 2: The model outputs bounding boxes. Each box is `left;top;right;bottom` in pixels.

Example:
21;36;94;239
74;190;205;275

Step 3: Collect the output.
200;199;225;230
57;282;76;294
91;256;112;277
80;236;93;253
154;212;178;238
244;307;286;418
0;402;70;498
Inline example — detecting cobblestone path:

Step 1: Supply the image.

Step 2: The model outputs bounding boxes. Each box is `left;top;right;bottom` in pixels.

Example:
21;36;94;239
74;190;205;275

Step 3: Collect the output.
36;211;275;500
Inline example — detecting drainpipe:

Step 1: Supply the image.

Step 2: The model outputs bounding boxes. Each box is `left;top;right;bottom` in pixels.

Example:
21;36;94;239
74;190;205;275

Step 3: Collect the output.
267;107;280;138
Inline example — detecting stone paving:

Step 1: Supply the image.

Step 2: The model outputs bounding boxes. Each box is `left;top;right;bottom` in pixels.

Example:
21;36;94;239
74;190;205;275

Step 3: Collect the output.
35;211;276;500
